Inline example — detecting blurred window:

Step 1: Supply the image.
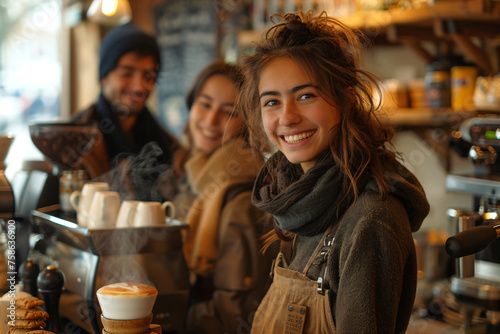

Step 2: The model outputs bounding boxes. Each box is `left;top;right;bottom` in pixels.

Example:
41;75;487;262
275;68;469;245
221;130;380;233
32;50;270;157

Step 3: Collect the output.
0;0;62;176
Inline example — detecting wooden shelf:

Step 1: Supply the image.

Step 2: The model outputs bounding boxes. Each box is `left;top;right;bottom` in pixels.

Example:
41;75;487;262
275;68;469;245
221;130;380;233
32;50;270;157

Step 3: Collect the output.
379;107;477;129
240;1;500;44
238;0;500;73
343;0;498;29
344;0;500;74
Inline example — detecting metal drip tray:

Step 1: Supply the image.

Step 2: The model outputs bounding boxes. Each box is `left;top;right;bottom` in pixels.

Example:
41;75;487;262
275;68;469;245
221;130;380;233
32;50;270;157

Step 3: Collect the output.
451;276;500;310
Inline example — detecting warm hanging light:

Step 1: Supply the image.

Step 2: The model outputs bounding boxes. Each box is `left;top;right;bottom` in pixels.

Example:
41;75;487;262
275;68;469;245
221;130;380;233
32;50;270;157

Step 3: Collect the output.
87;0;132;26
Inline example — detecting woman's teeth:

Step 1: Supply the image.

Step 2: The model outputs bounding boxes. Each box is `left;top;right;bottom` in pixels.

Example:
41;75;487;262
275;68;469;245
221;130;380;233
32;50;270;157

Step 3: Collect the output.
284;131;315;144
201;128;219;139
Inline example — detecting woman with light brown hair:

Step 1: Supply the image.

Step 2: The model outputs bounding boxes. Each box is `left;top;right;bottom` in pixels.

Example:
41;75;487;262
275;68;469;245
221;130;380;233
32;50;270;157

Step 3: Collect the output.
236;11;430;333
169;60;276;334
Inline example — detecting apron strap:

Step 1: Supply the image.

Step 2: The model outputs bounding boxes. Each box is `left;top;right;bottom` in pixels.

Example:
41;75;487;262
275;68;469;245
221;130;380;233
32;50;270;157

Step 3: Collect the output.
302;223;336;275
302;224;336;295
302;202;354;295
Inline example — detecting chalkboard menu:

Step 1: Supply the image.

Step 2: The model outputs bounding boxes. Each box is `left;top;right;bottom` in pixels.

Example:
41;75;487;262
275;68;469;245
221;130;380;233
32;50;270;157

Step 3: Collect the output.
154;0;217;137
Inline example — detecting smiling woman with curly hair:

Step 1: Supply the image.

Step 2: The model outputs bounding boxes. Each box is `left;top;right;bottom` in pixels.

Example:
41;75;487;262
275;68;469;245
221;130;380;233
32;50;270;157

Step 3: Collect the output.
236;11;430;333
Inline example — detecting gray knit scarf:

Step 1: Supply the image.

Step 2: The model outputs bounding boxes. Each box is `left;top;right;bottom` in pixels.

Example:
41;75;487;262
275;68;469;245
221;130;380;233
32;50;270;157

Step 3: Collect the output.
252;151;367;236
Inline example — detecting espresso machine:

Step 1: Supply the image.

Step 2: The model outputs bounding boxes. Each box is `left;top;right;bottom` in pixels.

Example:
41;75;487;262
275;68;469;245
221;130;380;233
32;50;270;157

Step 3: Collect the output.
31;206;190;334
446;114;500;332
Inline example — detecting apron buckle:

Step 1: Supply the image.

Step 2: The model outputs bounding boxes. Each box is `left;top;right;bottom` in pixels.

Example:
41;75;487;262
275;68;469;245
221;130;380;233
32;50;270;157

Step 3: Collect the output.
324;236;334;247
317;277;325;295
313;245;330;265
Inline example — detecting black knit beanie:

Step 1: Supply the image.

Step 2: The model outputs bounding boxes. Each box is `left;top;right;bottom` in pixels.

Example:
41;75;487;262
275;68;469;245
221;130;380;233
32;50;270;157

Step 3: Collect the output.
99;23;161;80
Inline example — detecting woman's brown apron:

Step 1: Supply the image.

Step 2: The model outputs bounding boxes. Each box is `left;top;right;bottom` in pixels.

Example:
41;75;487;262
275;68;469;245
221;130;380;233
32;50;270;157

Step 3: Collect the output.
251;226;337;333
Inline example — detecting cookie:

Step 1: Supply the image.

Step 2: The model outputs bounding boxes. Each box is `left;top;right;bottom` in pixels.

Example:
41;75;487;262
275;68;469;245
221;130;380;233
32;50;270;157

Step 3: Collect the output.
7;329;54;334
7;319;46;329
14;308;49;320
7;330;31;334
14;297;44;309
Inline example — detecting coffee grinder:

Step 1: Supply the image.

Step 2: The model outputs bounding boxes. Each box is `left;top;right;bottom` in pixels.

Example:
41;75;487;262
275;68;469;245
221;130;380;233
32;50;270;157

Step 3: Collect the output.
446;115;500;332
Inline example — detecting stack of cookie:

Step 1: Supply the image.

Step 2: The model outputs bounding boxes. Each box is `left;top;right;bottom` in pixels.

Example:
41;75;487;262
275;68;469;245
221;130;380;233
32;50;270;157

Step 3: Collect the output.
8;330;55;334
7;297;54;334
7;330;55;334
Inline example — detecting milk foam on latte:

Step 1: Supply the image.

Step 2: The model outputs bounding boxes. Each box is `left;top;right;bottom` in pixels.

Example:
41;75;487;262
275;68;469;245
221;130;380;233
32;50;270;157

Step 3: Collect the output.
97;282;157;297
97;282;158;320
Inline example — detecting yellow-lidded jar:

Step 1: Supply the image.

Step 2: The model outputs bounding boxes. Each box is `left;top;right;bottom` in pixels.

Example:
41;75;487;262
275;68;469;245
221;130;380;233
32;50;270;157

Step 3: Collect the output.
451;66;478;111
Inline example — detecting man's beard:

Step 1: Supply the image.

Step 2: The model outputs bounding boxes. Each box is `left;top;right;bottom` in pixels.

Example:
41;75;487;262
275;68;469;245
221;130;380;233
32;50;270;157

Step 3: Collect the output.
111;99;143;119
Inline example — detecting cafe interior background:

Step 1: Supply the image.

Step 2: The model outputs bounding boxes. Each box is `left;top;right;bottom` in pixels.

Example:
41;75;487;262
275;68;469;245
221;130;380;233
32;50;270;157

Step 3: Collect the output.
3;0;498;229
0;0;500;332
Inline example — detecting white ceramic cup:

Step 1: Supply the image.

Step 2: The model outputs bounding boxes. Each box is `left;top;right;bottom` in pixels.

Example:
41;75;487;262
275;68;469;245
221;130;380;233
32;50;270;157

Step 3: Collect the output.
69;182;109;227
87;191;121;229
116;200;140;228
96;282;158;320
133;201;176;227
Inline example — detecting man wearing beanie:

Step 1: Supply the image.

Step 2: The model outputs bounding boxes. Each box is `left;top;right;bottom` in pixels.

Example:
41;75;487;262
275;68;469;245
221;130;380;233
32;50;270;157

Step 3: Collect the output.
71;23;179;201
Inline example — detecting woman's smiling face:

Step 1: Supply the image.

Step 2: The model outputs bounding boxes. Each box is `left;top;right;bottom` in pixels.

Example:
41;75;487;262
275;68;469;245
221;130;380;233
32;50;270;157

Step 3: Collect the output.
258;57;341;172
189;74;242;154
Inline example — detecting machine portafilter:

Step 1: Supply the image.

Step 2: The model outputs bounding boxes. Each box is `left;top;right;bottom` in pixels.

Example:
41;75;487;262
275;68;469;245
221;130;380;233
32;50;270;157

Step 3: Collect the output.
446;223;500;259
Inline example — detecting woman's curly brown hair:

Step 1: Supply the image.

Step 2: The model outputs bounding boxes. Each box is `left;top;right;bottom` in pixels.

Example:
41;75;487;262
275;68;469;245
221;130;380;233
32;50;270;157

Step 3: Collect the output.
236;10;397;200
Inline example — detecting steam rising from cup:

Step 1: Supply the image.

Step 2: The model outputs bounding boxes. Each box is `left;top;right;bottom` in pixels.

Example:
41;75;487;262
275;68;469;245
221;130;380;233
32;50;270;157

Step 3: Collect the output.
95;142;177;202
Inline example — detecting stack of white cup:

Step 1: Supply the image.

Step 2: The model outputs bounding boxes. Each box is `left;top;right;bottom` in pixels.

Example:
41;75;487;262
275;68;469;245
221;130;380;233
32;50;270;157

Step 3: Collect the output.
70;182;176;229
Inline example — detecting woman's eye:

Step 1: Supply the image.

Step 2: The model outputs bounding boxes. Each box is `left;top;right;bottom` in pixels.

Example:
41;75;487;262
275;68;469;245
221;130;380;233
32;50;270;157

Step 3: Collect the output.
299;93;314;100
198;102;211;109
263;99;278;107
222;109;235;117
